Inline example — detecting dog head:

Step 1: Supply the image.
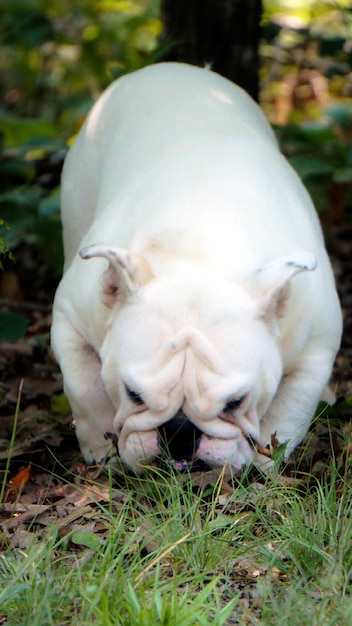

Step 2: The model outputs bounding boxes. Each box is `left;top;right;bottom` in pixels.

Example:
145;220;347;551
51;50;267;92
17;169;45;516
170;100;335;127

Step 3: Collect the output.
80;243;316;472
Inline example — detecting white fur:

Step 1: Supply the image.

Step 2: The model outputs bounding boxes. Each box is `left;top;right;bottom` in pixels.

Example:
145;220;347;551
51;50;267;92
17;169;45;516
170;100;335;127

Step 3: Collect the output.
51;63;342;471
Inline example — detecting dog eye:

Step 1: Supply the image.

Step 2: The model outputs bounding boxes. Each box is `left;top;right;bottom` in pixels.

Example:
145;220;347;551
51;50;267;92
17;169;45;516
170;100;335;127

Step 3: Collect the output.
125;385;144;405
223;396;245;413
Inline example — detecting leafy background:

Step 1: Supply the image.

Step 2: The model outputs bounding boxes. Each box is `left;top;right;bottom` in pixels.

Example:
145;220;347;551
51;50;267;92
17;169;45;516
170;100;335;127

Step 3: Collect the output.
0;0;162;286
1;0;352;281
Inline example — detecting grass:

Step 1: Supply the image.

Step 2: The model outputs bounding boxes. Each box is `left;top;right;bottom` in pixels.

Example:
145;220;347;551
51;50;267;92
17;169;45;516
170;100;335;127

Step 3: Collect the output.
1;396;351;624
1;455;352;626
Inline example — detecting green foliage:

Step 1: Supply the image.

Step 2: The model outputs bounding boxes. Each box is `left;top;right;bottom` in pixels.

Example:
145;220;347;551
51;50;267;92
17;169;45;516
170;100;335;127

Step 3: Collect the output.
261;2;352;213
0;220;28;343
0;311;28;342
0;219;13;268
0;0;162;124
71;530;102;551
0;110;57;147
278;112;352;212
0;0;162;283
50;393;71;415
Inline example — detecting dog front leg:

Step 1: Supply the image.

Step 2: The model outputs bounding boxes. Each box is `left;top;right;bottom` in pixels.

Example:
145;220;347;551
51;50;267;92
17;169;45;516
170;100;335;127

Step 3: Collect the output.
258;348;336;460
51;312;116;463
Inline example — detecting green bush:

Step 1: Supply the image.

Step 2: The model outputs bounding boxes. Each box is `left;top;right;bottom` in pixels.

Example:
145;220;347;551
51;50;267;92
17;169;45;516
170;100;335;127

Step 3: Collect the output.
0;0;162;277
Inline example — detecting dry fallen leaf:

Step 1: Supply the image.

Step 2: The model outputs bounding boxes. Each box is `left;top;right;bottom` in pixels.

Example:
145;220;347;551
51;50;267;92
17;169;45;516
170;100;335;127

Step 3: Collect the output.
270;432;280;451
11;462;32;491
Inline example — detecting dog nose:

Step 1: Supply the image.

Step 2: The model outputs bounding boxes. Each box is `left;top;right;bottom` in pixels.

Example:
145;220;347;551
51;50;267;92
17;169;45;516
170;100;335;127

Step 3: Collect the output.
157;410;202;460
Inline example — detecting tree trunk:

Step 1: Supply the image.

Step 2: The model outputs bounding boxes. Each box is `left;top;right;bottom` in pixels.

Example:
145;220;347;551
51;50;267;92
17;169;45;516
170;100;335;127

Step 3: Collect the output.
160;0;262;101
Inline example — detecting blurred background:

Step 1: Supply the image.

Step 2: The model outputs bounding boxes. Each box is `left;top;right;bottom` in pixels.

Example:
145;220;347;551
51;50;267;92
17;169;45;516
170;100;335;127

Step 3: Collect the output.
0;0;351;284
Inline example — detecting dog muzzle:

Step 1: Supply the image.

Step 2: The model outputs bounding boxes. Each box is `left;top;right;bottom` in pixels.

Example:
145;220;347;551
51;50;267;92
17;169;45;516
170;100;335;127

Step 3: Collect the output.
156;410;208;471
116;408;255;473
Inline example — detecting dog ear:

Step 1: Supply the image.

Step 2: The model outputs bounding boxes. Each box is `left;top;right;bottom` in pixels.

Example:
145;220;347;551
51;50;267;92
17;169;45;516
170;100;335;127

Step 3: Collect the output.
79;244;150;306
250;249;317;323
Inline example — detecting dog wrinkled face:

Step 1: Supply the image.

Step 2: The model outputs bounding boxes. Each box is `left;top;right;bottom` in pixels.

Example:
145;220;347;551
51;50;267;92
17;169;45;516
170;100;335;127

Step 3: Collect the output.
100;271;284;472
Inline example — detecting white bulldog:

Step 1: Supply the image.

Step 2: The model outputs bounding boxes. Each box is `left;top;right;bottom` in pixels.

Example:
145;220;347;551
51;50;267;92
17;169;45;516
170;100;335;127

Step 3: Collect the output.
51;62;342;473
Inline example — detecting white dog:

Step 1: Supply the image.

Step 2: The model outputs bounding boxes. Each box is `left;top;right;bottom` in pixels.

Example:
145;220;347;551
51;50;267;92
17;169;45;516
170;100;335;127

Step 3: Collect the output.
51;62;342;473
